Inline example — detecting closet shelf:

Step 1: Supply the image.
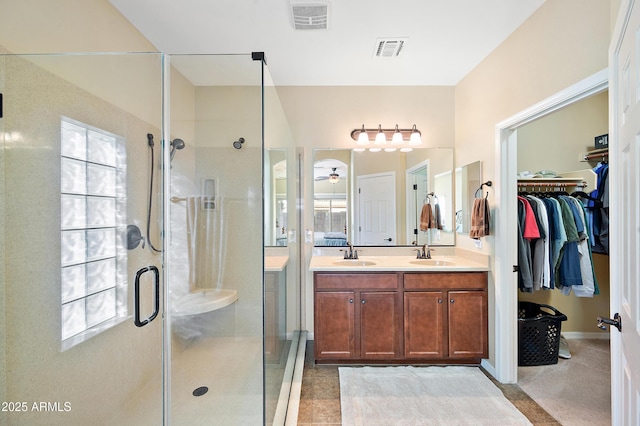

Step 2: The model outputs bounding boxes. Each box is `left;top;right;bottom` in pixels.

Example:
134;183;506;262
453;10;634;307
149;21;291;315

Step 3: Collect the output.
583;148;608;162
517;169;597;191
517;178;587;189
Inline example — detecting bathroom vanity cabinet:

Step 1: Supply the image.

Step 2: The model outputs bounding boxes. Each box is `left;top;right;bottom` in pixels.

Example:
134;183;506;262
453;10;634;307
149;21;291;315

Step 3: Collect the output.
403;272;487;361
314;271;487;364
314;273;402;360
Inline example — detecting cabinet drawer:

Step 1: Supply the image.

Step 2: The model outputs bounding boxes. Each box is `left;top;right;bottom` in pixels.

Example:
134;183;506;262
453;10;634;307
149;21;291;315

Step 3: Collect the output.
315;273;399;290
404;272;487;290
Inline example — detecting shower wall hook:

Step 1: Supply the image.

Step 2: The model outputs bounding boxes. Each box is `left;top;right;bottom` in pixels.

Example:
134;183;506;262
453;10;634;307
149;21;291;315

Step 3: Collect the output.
474;180;492;198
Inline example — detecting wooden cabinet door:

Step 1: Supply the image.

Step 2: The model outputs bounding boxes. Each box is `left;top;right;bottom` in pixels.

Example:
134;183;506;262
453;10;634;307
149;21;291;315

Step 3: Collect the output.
359;291;401;359
315;291;355;359
448;290;488;359
404;291;445;358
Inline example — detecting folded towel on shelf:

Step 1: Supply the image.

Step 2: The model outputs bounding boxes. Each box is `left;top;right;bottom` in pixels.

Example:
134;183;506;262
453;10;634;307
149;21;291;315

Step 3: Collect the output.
419;203;433;231
469;197;490;239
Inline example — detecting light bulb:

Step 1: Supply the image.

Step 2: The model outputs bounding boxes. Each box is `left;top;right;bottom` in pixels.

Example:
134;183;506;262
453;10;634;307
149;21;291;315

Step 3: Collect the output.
374;125;386;145
409;124;422;145
392;125;403;145
356;124;369;145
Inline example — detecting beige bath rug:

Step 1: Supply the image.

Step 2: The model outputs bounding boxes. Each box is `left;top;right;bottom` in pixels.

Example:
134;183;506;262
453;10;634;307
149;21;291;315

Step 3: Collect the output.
339;366;532;425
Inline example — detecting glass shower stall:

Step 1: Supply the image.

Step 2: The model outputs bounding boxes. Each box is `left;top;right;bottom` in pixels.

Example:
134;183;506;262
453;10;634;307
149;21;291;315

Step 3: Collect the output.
0;51;300;425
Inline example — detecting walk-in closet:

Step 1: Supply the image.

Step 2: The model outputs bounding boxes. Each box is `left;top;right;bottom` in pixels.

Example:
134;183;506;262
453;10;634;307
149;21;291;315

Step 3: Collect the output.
514;90;611;425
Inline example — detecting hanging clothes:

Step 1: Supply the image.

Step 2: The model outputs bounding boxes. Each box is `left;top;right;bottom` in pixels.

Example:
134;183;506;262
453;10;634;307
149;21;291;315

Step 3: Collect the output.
589;162;609;254
516;191;598;297
517;198;534;292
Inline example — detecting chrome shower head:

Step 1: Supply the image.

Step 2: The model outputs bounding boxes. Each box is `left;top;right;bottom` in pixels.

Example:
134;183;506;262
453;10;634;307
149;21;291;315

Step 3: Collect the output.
170;138;185;160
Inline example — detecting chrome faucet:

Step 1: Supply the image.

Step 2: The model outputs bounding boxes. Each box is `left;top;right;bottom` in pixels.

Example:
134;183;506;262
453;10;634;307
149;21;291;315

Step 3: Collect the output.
415;244;433;259
341;242;359;259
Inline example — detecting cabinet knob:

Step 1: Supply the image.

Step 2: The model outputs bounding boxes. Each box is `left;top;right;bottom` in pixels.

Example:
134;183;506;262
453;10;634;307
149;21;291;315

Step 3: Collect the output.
361;299;366;304
437;299;443;303
450;299;455;303
349;298;354;303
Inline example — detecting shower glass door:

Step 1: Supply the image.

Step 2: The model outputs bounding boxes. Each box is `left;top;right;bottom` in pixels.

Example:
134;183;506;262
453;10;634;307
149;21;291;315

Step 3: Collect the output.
0;52;165;425
166;54;266;424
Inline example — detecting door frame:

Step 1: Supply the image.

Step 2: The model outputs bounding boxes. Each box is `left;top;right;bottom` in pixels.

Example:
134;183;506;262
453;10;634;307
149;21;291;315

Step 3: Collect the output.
491;68;608;383
406;159;430;245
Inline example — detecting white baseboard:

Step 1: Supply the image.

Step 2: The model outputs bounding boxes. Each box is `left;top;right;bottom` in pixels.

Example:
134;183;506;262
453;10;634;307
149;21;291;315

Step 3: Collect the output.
562;331;610;340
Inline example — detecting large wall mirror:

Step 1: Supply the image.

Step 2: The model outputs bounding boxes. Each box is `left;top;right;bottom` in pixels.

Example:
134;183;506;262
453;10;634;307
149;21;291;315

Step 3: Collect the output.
313;148;455;247
265;149;288;246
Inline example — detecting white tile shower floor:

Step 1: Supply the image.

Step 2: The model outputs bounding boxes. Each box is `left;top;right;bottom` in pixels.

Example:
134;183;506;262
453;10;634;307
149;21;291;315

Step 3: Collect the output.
112;336;264;425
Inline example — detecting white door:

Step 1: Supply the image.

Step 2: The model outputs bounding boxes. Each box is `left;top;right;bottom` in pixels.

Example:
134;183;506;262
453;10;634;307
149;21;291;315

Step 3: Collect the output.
610;1;640;424
357;173;396;245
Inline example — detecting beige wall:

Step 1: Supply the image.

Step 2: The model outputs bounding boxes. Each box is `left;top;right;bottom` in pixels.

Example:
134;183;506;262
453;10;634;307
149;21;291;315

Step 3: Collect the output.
517;91;608;174
455;0;613;364
277;86;455;150
0;0;156;54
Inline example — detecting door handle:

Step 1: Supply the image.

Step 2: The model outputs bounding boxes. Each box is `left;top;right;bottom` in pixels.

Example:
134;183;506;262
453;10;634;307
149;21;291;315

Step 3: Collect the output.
134;265;160;327
384;238;392;242
597;313;621;332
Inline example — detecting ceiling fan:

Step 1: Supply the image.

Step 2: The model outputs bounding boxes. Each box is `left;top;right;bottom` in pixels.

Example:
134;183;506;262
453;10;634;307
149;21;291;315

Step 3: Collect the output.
315;167;340;184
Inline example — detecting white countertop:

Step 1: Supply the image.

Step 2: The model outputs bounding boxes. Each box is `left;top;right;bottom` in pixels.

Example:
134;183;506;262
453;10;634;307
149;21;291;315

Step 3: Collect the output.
265;255;289;272
309;255;489;272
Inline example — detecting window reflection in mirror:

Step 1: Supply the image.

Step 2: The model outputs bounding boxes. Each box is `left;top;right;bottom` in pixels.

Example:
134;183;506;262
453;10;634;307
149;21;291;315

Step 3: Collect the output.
454;160;481;235
265;149;287;246
313;148;454;247
313;152;349;247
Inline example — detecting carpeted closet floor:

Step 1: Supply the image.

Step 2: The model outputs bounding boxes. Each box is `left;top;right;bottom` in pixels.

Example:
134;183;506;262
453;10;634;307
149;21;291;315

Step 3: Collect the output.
297;339;610;425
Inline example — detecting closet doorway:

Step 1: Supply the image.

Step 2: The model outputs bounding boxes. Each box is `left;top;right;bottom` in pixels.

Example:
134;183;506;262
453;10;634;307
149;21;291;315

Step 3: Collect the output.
493;69;609;383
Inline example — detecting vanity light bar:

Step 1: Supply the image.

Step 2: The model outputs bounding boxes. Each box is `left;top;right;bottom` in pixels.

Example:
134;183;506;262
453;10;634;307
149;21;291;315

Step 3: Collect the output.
351;124;422;147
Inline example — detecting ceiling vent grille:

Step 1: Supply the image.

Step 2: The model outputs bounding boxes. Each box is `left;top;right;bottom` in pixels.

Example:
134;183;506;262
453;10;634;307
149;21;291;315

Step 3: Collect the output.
291;2;329;30
374;38;409;58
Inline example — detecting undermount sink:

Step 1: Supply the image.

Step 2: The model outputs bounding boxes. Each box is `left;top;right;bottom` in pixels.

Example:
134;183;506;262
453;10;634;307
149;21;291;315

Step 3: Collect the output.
332;259;378;267
409;258;455;266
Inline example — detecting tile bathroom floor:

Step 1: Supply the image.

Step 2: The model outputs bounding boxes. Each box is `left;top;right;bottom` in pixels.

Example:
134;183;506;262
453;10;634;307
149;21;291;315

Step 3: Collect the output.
297;341;561;426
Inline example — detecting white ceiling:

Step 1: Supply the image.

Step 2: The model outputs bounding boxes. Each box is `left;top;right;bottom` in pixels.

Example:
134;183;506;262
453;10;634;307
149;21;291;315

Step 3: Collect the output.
109;0;545;86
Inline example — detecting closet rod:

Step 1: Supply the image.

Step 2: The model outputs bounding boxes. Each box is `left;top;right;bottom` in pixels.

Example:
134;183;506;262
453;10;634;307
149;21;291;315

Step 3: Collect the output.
517;181;586;188
583;151;609;161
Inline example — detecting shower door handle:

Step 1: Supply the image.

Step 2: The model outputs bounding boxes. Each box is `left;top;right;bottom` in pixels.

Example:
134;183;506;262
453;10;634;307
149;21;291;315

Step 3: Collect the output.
134;265;160;327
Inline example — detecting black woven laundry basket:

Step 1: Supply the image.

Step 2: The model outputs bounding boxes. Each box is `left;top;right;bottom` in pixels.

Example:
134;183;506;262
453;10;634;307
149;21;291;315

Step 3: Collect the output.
518;301;567;366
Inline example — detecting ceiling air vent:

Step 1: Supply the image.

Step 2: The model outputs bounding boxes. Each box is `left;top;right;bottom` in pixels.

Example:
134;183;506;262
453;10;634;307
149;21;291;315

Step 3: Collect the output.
290;1;329;30
374;38;409;58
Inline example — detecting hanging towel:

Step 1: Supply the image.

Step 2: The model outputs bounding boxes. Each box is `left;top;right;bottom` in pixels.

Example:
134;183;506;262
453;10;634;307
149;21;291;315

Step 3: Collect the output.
469;197;490;239
186;196;200;288
419;203;433;231
433;203;443;230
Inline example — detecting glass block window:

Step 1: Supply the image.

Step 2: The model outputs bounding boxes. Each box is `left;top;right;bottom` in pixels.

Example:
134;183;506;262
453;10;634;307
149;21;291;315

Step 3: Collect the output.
60;117;127;348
